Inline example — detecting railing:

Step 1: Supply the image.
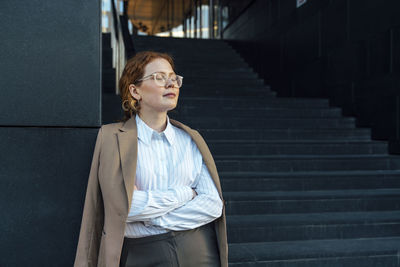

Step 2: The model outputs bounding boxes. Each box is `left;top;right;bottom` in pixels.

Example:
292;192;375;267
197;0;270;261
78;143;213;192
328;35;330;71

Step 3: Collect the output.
110;0;136;94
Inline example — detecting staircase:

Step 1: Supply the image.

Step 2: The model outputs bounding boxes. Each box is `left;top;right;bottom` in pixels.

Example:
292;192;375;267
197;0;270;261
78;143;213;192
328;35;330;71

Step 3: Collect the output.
102;33;400;266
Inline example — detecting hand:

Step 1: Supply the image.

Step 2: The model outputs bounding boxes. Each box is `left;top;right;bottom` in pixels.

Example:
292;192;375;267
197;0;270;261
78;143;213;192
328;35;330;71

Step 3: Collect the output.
134;185;138;190
192;188;198;199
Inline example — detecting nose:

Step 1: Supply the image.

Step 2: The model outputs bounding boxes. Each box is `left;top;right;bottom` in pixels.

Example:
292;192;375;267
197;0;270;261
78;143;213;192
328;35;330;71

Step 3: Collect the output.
165;78;176;88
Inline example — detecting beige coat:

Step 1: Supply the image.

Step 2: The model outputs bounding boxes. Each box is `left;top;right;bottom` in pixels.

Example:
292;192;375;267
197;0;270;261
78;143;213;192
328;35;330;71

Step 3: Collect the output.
74;115;228;267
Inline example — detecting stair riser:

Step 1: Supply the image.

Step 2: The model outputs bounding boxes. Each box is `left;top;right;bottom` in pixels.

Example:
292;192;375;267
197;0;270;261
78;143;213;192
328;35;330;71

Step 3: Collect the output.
207;143;388;155
186;119;355;129
102;83;273;96
228;255;398;267
102;87;273;98
227;223;400;243
180;72;258;78
103;69;258;76
101;64;255;78
133;48;240;57
182;78;264;85
174;62;247;68
178;98;329;108
172;108;341;118
134;45;235;52
178;91;273;97
102;82;268;92
181;86;270;92
173;55;244;61
215;158;400;172
181;68;257;74
130;54;248;64
224;197;400;215
180;86;271;93
197;129;371;140
221;176;400;191
103;79;264;88
135;40;234;46
176;62;249;69
102;60;250;72
135;41;235;48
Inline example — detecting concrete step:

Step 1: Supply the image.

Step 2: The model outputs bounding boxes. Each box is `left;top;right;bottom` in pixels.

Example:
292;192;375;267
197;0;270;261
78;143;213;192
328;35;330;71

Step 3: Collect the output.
215;155;400;172
180;117;356;129
123;43;240;56
102;86;274;98
227;211;400;242
178;89;275;97
228;237;400;266
171;107;342;118
182;76;265;85
196;128;372;141
179;70;258;79
172;61;250;68
134;38;234;50
223;189;400;215
101;68;263;84
206;140;388;155
134;38;234;47
178;66;257;73
219;170;400;191
177;96;330;108
133;46;239;56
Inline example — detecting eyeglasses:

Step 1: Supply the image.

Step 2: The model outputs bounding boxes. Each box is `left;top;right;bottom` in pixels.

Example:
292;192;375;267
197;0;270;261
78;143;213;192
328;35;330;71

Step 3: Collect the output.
135;72;183;87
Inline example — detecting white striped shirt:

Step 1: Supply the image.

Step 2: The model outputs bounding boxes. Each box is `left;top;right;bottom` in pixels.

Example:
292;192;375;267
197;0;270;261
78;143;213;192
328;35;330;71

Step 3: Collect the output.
124;114;223;238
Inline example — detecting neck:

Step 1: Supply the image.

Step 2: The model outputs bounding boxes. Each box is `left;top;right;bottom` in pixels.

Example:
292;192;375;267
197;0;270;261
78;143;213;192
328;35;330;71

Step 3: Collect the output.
138;111;167;133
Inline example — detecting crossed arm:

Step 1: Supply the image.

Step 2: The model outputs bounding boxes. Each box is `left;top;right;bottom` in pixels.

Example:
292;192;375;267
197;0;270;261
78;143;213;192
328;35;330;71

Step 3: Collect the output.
126;161;223;230
125;185;197;222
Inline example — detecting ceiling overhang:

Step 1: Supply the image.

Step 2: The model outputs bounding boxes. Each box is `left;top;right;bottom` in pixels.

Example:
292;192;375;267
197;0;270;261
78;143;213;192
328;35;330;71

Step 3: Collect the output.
127;0;195;35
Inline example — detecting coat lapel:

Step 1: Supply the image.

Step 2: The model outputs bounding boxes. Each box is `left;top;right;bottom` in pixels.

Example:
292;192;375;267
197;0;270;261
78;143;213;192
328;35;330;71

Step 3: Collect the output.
117;116;138;211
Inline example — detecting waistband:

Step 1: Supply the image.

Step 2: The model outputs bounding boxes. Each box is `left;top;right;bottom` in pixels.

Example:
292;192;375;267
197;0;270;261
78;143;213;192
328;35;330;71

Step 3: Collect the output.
123;222;214;245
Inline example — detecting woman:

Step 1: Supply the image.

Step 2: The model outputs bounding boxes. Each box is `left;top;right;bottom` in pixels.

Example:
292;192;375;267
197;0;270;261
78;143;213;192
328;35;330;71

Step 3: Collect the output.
74;51;228;267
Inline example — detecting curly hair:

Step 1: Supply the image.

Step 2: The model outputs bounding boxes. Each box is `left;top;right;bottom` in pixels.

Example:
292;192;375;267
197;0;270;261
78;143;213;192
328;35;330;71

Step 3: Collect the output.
119;51;175;122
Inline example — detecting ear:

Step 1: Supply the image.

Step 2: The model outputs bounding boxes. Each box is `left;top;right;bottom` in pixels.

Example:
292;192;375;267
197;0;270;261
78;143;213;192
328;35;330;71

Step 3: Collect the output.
129;84;141;101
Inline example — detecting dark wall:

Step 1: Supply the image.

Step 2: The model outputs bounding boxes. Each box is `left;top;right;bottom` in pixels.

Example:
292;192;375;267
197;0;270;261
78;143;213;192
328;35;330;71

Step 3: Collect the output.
0;1;101;126
0;1;101;266
222;0;400;153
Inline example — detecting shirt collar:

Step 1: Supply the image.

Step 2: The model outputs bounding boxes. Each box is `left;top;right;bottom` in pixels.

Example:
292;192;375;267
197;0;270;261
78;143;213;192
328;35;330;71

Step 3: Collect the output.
135;114;175;146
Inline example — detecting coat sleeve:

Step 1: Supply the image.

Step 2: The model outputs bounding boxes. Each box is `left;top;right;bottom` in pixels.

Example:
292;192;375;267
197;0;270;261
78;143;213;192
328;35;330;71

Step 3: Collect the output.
74;126;104;267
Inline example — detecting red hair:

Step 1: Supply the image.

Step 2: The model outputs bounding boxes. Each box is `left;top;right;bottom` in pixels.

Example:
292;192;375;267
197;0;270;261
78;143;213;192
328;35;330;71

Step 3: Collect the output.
119;51;175;122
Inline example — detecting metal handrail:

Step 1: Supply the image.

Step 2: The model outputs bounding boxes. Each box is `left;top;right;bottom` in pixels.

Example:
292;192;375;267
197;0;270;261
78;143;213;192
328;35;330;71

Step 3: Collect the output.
110;0;136;94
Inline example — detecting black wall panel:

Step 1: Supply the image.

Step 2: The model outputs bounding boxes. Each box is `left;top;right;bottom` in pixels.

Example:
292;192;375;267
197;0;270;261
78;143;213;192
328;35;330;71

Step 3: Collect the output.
223;0;400;153
0;0;101;265
320;0;348;53
0;0;101;127
392;27;400;73
0;128;98;266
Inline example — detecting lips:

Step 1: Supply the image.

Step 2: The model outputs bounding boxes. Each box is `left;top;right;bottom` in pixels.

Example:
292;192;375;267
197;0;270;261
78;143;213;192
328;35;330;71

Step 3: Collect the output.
163;93;176;97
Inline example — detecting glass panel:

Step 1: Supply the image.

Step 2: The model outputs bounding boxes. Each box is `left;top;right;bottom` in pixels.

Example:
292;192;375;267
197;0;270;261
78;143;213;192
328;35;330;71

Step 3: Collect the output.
202;4;209;38
102;0;111;33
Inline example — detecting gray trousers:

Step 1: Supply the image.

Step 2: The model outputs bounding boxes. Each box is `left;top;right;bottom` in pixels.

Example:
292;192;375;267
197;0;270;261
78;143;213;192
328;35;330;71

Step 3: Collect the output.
119;222;220;267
